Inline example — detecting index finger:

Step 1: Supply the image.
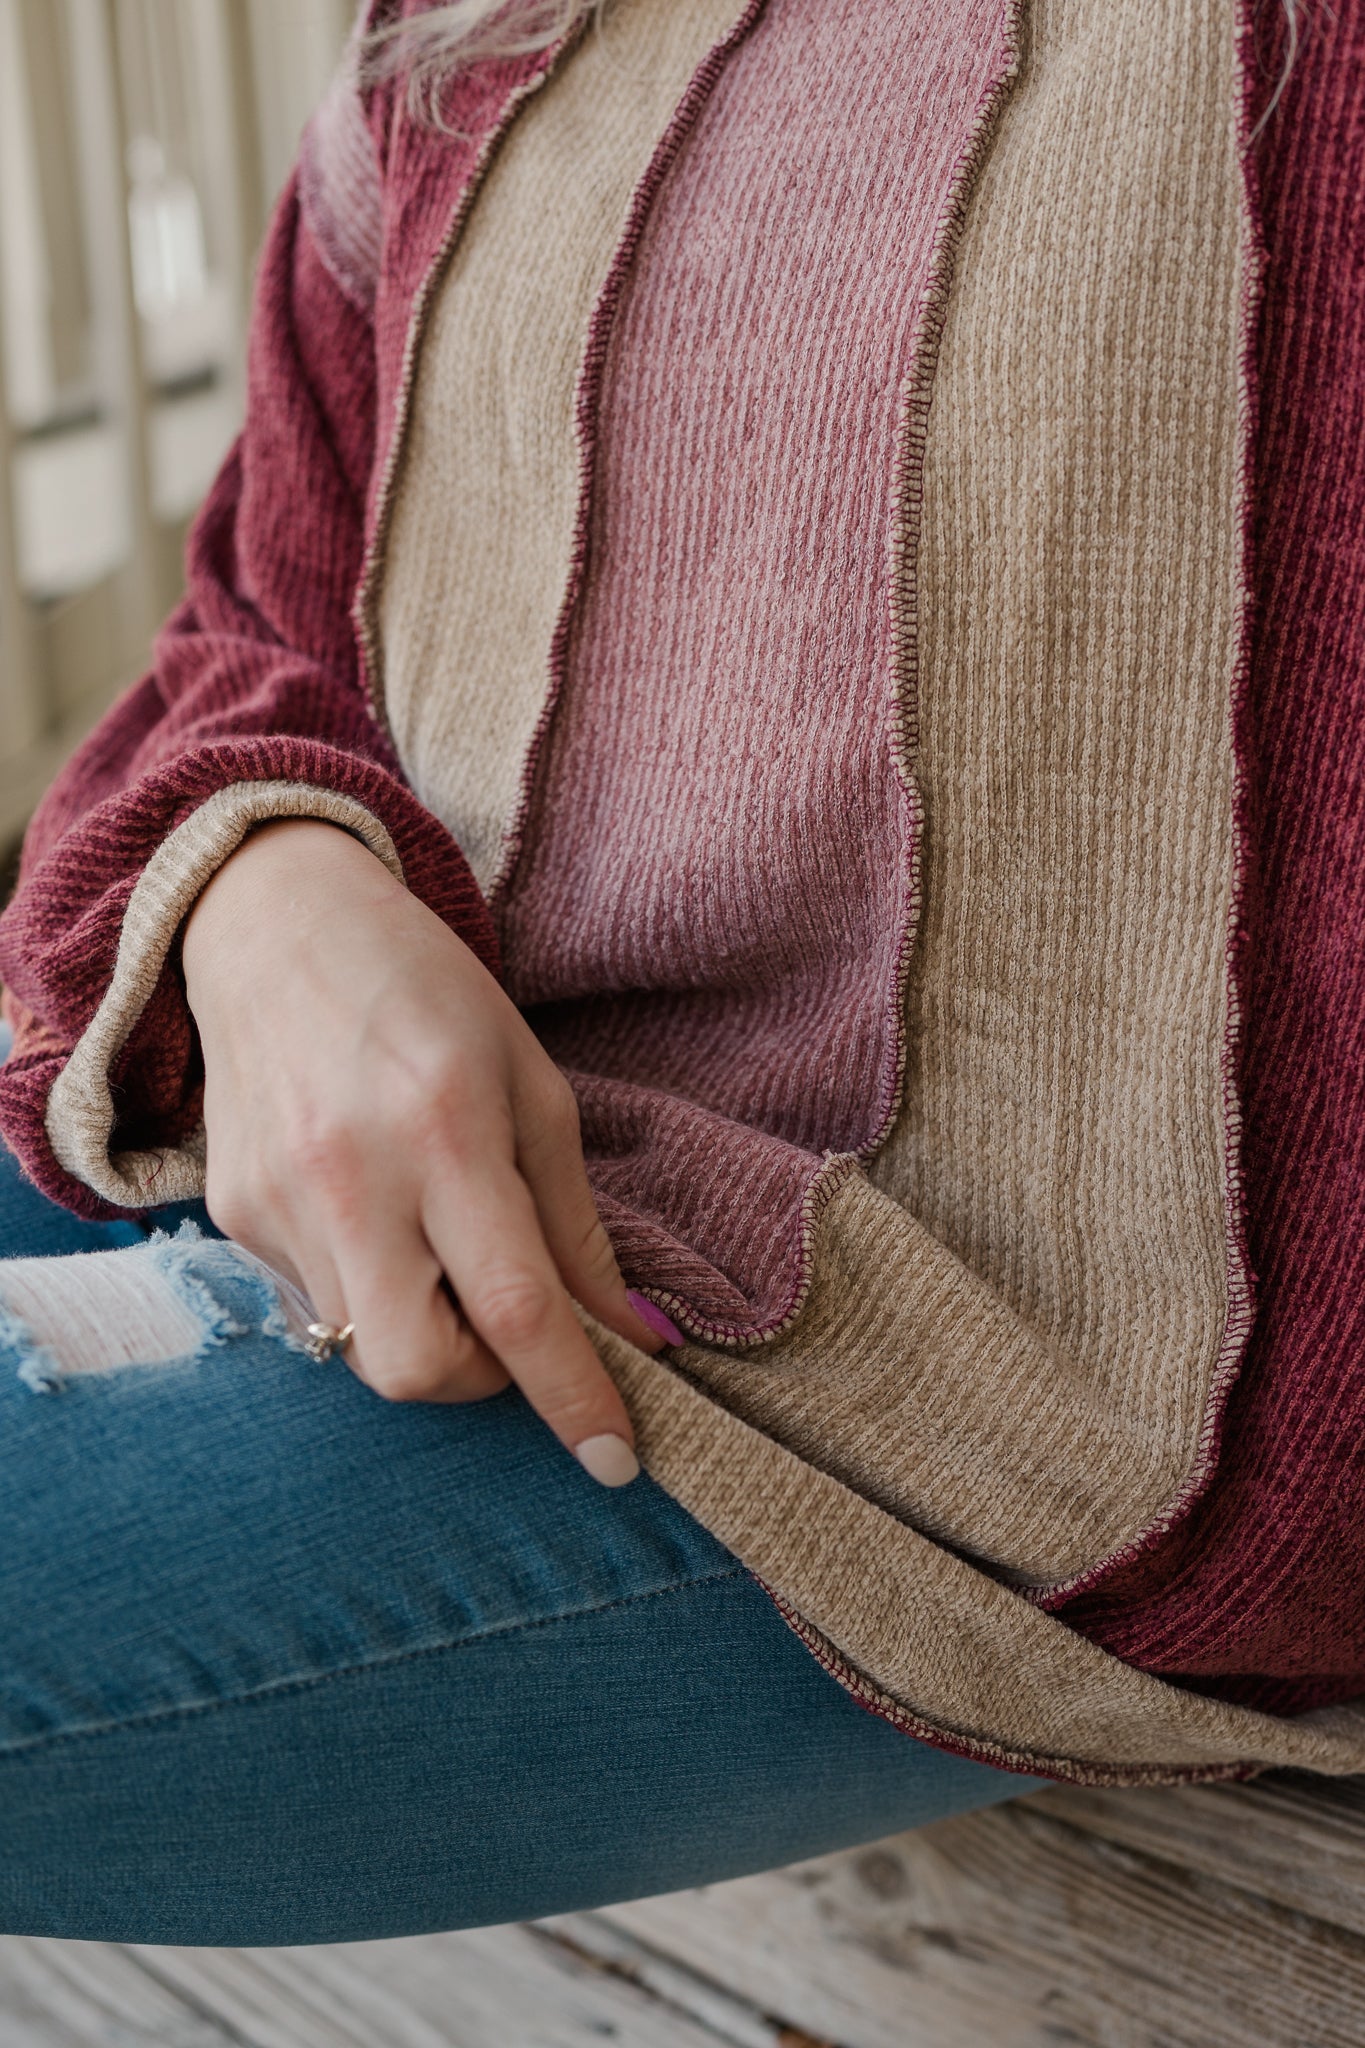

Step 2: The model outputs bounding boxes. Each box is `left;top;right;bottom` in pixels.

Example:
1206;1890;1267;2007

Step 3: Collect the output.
422;1155;640;1488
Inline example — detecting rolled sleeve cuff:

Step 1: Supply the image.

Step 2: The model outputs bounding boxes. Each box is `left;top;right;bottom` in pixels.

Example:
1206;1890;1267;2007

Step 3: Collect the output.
44;780;402;1208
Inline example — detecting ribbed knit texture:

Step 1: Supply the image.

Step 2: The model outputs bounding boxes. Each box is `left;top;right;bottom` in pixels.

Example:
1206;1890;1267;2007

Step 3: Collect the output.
1050;0;1365;1711
0;0;1361;1776
499;0;1016;1336
381;0;1251;1606
366;0;1365;1770
381;0;748;897
45;782;405;1206
872;0;1249;1593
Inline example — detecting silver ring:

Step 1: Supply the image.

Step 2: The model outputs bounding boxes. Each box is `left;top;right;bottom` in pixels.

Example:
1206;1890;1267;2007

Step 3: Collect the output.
304;1320;355;1363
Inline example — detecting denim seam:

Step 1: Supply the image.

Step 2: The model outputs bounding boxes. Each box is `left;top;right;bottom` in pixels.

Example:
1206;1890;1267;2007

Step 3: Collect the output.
0;1564;752;1762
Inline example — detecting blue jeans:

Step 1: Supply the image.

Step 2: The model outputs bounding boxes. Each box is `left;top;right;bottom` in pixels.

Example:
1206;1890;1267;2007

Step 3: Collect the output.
0;1139;1033;1946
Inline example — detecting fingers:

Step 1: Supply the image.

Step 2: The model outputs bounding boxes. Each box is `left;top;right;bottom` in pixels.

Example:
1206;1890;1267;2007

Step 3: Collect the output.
203;981;657;1482
298;1199;511;1405
217;1145;511;1405
423;1150;641;1483
341;1254;509;1406
514;1066;677;1355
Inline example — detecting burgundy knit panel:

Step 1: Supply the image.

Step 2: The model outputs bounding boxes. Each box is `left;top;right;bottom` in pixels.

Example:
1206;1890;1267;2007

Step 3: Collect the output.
1050;0;1365;1706
0;182;498;1217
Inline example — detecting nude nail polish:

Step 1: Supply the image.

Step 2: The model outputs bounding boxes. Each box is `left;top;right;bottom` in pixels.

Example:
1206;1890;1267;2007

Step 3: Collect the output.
626;1290;684;1346
575;1433;641;1488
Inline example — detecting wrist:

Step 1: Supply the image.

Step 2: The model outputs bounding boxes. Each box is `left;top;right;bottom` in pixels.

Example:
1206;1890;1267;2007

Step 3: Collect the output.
182;818;399;1008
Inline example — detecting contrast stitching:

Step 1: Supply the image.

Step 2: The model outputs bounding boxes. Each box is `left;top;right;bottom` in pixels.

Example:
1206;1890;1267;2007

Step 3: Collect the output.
0;1565;749;1761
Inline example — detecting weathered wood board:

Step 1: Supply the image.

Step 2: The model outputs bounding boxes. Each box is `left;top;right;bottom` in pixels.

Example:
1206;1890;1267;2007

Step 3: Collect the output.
0;1923;755;2048
3;1774;1365;2048
141;1925;787;2048
588;1774;1365;2048
0;1933;237;2048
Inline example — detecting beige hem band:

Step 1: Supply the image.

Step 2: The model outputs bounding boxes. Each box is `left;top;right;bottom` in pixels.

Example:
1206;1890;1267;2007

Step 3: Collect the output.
596;1322;1365;1782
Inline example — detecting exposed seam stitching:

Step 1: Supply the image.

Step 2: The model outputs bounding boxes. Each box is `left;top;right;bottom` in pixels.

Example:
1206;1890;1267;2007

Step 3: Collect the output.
0;1566;749;1762
864;0;1026;1184
480;0;1023;1356
763;1585;1255;1792
1034;0;1262;1611
353;35;584;739
482;0;769;916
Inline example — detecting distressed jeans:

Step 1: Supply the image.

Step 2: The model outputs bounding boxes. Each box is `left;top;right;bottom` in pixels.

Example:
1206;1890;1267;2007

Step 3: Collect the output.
0;1136;1033;1946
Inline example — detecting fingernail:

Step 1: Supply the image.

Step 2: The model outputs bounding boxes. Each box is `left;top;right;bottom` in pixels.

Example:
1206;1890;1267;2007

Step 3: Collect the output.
575;1433;641;1488
626;1290;684;1346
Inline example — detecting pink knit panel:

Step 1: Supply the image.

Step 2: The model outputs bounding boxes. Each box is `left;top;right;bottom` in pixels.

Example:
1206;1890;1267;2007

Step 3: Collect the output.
498;0;1017;1336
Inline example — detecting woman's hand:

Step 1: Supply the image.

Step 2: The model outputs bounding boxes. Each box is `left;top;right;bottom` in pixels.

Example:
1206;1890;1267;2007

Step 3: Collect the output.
181;818;674;1485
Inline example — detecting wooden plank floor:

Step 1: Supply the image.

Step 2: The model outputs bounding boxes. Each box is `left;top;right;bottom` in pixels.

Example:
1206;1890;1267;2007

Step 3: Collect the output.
4;1773;1364;2047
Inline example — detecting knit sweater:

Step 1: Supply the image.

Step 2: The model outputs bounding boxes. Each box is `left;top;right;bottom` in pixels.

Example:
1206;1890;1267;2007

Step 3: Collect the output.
0;0;1361;1784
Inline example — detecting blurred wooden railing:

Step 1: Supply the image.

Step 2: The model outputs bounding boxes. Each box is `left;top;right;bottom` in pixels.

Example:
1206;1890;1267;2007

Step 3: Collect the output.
0;0;353;850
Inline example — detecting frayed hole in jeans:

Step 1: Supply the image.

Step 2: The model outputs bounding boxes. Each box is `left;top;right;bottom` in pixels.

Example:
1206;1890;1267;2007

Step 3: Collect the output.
0;1223;309;1392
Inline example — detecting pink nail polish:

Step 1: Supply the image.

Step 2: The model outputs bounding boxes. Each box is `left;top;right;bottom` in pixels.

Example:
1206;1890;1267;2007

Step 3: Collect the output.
626;1289;684;1347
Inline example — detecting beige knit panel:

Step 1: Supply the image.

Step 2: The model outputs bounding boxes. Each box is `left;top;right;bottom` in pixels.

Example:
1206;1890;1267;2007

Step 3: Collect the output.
669;0;1249;1591
46;784;404;1208
595;1324;1365;1782
377;0;748;897
879;0;1248;1572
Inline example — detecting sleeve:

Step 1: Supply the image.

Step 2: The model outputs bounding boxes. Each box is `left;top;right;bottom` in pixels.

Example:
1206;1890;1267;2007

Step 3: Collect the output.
0;117;498;1218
